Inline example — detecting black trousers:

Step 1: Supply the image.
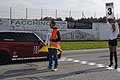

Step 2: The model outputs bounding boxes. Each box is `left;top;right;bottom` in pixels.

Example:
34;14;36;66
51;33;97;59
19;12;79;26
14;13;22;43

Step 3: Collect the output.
108;39;117;46
108;39;118;65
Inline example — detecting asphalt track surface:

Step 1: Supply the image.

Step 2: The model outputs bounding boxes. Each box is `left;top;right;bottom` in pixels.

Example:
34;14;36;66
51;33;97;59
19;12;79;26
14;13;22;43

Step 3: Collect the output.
0;48;120;80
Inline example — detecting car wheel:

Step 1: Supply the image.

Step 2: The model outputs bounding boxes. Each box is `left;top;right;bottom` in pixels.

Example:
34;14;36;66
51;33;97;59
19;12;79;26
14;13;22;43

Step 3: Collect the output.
0;52;11;65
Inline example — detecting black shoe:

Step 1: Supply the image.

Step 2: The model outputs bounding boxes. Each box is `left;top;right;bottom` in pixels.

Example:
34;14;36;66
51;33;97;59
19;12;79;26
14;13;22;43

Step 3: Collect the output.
109;63;113;67
114;64;118;69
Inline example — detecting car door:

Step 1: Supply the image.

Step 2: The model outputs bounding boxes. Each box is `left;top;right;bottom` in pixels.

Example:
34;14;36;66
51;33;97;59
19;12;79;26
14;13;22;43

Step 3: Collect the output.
13;32;34;58
18;33;42;58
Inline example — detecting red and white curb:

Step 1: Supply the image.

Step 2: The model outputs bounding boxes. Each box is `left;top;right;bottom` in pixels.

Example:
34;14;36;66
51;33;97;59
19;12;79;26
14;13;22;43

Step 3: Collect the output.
59;57;120;72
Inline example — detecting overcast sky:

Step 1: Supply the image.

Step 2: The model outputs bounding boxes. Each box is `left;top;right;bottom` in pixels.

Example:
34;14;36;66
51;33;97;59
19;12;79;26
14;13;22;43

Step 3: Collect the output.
0;0;120;19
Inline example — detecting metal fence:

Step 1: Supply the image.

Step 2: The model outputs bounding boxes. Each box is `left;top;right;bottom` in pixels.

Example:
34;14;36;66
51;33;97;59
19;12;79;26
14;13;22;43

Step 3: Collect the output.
0;7;105;20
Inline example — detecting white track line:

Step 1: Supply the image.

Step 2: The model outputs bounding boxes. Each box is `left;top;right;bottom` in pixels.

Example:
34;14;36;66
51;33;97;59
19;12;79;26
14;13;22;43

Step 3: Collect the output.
88;62;96;66
96;64;105;67
66;58;73;61
60;58;120;72
80;61;88;64
106;67;114;70
116;68;120;72
73;60;80;62
59;57;66;61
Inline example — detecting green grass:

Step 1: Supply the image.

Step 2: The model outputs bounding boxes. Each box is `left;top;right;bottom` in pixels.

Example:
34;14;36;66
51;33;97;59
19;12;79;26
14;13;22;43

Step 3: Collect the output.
61;40;120;50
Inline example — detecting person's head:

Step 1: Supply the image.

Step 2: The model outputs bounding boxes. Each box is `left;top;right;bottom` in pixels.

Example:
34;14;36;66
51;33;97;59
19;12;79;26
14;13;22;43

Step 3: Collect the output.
108;18;115;23
49;20;56;29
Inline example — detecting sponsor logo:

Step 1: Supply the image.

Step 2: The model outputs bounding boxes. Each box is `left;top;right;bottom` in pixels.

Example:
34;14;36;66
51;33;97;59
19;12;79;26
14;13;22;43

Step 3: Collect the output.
11;19;49;26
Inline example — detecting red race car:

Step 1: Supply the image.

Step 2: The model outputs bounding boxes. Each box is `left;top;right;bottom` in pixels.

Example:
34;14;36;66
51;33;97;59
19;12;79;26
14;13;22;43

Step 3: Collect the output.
0;31;62;64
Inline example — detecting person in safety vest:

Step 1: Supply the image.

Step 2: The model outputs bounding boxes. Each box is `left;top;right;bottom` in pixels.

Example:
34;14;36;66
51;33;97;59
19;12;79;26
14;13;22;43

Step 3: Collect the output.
47;20;61;71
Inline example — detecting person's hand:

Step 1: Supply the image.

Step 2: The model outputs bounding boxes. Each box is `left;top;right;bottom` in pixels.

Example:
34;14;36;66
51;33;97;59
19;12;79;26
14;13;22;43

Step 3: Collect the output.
45;43;48;45
58;48;62;52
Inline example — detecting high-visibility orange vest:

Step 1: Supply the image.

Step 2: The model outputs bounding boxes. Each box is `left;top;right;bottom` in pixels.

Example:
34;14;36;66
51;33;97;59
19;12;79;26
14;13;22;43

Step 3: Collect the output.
50;28;60;49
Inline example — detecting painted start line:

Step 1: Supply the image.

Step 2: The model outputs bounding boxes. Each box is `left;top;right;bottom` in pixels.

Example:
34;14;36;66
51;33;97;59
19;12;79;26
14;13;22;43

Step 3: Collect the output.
59;57;120;72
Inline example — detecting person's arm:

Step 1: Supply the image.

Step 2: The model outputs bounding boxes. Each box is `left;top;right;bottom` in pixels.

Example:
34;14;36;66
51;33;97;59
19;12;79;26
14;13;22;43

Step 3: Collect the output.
106;18;113;27
45;31;51;45
112;23;116;32
45;33;49;45
115;23;119;35
106;20;111;26
56;31;61;41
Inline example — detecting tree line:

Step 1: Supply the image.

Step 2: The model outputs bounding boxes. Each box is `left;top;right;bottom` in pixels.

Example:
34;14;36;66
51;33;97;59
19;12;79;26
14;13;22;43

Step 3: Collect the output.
42;16;120;23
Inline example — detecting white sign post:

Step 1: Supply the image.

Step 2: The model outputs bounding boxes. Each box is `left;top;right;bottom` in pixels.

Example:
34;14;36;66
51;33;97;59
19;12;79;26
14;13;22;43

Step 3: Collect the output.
106;2;114;19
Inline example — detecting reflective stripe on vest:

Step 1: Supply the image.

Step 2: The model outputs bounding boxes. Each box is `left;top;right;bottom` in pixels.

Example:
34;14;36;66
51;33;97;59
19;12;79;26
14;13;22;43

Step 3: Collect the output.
50;29;60;49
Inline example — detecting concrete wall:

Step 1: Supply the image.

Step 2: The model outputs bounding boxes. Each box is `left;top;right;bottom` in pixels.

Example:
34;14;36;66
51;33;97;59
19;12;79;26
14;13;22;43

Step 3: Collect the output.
0;18;119;40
